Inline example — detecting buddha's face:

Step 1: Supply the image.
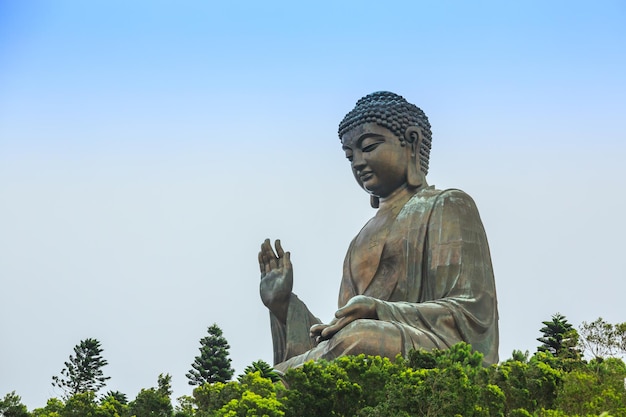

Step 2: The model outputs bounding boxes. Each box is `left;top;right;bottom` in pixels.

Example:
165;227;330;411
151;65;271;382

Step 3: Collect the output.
341;122;410;199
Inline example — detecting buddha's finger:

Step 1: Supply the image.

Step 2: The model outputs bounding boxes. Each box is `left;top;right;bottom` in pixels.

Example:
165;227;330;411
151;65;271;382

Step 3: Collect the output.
260;248;273;273
283;251;291;269
277;251;291;270
275;239;285;258
261;239;279;269
259;252;272;279
321;320;345;339
310;323;327;337
263;254;272;274
275;240;285;268
335;304;355;318
268;254;278;270
258;251;266;275
264;252;277;270
261;239;274;258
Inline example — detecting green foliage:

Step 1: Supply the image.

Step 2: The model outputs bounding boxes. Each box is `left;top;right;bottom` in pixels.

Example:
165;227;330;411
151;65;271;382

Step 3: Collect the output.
237;372;276;398
216;372;284;417
60;392;97;417
282;360;362;417
511;350;530;363
480;384;506;417
485;351;564;415
42;391;125;417
579;317;626;360
99;395;126;417
128;388;172;417
51;338;111;397
102;391;128;405
281;344;503;417
407;348;437;369
508;409;532;417
20;319;626;417
537;313;580;360
0;391;30;417
387;365;479;416
333;354;402;408
526;354;563;409
127;374;174;417
193;381;242;416
434;341;484;369
173;395;194;417
191;372;284;417
486;359;535;413
555;357;626;417
238;360;280;383
216;391;284;417
157;374;173;398
187;324;234;386
31;398;64;417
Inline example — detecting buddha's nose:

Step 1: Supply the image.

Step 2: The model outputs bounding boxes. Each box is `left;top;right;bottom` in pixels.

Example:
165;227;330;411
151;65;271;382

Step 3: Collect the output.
351;153;366;170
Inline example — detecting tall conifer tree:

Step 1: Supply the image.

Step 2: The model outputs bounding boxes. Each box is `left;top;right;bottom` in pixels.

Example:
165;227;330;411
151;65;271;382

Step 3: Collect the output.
537;313;579;358
51;338;110;397
186;324;234;385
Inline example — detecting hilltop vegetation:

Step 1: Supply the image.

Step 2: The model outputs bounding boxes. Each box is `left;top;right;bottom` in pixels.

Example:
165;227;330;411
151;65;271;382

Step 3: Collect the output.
2;316;625;417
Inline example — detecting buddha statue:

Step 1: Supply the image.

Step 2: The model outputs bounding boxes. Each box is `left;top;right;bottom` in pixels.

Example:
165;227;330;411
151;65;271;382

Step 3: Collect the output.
259;91;499;371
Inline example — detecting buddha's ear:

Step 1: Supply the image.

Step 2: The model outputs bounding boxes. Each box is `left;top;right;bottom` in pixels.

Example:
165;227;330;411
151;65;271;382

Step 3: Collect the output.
403;126;423;154
404;126;425;188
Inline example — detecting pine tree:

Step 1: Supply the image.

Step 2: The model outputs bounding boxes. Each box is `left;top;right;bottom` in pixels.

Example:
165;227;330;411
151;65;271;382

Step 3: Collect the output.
186;324;234;385
537;313;579;358
51;338;111;397
239;359;281;383
102;390;128;405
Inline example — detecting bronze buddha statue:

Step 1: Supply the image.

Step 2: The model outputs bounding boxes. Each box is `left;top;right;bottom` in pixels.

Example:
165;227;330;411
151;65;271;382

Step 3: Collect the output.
258;91;499;371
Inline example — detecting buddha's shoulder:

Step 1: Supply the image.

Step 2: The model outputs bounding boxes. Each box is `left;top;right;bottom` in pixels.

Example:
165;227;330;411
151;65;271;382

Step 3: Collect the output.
409;187;478;210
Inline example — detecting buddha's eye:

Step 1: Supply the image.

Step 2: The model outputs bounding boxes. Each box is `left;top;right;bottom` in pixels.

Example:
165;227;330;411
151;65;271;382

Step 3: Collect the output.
362;142;381;153
345;154;353;162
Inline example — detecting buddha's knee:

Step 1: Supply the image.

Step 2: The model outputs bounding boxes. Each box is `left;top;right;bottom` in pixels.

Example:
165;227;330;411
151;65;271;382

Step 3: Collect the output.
322;319;402;359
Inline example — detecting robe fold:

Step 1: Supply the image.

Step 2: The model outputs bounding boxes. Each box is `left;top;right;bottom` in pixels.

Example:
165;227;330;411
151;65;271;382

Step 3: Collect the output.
270;186;499;369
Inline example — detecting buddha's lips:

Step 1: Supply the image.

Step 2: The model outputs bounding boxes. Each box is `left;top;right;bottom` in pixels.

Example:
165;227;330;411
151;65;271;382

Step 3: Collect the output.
359;171;373;181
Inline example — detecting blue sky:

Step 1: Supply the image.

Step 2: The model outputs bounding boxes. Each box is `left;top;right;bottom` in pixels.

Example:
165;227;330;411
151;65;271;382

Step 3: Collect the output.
1;0;625;409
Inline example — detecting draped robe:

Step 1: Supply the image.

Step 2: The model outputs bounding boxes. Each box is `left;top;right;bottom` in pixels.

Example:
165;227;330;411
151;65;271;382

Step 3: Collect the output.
269;186;499;370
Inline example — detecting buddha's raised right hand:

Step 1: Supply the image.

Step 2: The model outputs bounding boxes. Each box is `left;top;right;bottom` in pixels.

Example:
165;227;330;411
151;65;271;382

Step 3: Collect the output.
259;239;293;324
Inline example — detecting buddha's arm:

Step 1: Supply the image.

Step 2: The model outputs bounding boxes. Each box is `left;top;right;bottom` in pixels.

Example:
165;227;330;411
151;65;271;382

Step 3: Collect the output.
259;239;323;363
259;239;293;323
374;190;498;361
270;293;321;364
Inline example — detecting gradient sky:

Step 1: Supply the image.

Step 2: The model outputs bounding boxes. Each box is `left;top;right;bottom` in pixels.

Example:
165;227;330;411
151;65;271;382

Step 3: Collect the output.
1;0;625;409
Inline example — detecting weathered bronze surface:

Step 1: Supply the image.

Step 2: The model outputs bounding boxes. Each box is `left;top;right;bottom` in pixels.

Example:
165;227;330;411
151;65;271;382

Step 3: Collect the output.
259;92;499;371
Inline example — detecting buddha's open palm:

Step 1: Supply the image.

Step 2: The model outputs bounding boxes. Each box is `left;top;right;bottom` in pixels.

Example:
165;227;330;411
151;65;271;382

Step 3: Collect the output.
259;239;293;323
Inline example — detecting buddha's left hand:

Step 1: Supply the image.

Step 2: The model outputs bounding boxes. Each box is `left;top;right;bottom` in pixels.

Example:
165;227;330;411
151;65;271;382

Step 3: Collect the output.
311;295;378;341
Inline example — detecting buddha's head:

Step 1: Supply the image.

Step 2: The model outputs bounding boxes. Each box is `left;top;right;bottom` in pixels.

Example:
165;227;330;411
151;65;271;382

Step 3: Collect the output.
338;92;432;207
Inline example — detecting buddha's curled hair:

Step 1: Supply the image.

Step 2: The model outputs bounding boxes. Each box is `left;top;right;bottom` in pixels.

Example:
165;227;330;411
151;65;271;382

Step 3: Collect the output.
338;91;432;175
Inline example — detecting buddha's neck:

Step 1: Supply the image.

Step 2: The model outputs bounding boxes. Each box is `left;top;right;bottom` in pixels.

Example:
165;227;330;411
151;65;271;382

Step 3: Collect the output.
377;181;428;212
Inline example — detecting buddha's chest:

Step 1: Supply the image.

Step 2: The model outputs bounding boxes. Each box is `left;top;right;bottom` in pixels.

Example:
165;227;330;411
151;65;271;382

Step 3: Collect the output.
350;211;405;295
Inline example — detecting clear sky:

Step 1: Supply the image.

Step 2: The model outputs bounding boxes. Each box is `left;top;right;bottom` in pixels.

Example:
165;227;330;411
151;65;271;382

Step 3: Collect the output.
1;0;625;409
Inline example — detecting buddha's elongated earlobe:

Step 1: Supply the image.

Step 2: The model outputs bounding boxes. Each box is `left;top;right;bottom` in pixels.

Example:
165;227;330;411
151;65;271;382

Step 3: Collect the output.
404;126;425;188
407;149;424;188
370;195;380;208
